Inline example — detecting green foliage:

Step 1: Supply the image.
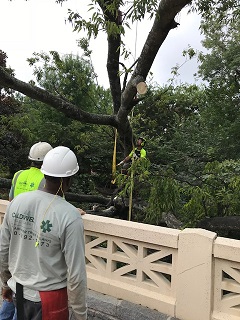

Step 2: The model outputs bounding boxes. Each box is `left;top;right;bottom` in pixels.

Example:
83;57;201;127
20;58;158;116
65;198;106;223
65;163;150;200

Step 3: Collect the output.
199;17;240;88
124;0;159;21
77;38;92;57
0;92;30;176
116;157;151;199
122;71;240;227
2;1;240;230
27;51;101;111
67;0;159;40
130;84;208;172
0;50;31;175
23;52;114;193
145;176;181;225
68;4;124;39
115;156;240;227
193;0;240;22
180;160;240;227
196;8;240;160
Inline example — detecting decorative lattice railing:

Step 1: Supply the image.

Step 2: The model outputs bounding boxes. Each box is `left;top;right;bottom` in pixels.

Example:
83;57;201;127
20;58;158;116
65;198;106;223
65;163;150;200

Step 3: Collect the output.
212;237;240;320
84;216;179;316
1;200;240;320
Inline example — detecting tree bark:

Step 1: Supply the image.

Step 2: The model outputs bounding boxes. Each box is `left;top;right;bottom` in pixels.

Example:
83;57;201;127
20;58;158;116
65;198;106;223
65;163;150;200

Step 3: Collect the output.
0;67;117;127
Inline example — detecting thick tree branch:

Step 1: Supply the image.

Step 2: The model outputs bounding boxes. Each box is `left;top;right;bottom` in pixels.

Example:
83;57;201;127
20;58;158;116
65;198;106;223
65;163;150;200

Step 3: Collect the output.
0;67;117;127
118;0;192;123
107;34;122;114
136;0;192;78
97;0;122;114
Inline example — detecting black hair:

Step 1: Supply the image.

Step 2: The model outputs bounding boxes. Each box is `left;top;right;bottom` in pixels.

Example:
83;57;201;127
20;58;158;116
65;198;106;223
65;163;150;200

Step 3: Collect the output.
44;175;70;184
31;161;43;169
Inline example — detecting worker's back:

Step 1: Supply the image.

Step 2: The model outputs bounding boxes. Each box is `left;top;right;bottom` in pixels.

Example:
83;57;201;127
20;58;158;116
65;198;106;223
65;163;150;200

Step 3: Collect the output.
11;167;45;199
8;142;53;201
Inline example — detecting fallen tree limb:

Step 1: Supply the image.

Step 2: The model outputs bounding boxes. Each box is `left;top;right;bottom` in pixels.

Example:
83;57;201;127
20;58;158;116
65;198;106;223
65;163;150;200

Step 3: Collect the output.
0;178;11;189
162;212;183;229
197;216;240;233
65;192;110;205
85;206;117;217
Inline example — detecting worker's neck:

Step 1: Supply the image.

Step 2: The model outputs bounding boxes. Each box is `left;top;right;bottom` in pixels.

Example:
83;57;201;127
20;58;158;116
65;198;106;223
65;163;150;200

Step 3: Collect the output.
43;183;64;197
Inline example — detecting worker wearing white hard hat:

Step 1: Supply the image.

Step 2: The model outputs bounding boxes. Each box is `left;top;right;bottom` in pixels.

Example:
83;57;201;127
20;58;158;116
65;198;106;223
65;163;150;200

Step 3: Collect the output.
1;142;52;320
9;142;53;201
0;146;87;320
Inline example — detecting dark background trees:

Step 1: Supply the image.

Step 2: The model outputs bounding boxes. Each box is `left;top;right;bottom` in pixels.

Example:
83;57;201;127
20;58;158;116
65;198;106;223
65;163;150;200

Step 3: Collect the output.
0;50;29;177
0;0;240;237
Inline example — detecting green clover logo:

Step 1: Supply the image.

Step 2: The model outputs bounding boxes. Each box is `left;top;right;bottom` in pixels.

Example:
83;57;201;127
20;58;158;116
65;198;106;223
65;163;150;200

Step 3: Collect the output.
40;220;53;233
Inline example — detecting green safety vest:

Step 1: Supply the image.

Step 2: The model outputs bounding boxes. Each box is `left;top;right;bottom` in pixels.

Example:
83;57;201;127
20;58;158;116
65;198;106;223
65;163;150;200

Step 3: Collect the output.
12;167;44;198
129;148;147;159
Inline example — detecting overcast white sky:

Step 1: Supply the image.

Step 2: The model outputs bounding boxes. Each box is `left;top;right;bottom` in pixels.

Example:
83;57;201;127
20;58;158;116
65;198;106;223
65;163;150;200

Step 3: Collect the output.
1;0;204;88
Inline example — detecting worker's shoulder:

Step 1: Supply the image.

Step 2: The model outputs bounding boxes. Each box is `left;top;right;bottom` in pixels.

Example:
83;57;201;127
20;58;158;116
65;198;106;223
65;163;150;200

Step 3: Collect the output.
13;169;24;176
11;169;25;182
13;167;33;176
11;189;39;202
52;197;80;215
53;200;83;226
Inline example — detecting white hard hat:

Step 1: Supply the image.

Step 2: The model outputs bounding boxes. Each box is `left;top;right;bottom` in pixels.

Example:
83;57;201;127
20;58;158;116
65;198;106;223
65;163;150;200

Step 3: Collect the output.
41;146;79;177
28;142;53;162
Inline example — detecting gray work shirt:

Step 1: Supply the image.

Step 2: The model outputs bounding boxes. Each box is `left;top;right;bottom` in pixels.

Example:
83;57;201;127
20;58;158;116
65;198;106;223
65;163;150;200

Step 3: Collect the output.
0;190;87;320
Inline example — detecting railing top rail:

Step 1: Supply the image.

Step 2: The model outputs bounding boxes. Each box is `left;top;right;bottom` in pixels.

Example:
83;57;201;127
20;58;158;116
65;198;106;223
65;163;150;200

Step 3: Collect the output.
83;214;180;248
0;199;9;213
213;236;240;262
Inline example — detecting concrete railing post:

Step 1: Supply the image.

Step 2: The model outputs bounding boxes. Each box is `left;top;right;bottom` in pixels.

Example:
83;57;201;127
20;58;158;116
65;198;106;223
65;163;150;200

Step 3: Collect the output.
0;200;9;224
175;228;217;320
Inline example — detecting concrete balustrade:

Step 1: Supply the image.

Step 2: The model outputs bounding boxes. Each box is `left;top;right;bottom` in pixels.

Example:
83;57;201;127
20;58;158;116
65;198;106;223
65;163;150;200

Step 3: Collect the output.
0;200;8;224
1;200;240;320
84;215;179;317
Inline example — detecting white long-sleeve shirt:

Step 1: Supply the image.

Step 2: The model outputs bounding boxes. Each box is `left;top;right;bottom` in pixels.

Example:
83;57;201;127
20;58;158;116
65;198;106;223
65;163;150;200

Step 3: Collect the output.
0;190;87;320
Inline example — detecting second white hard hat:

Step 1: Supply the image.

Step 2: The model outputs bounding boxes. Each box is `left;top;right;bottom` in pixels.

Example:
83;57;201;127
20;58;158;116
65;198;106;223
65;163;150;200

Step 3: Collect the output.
41;146;79;177
28;142;53;162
